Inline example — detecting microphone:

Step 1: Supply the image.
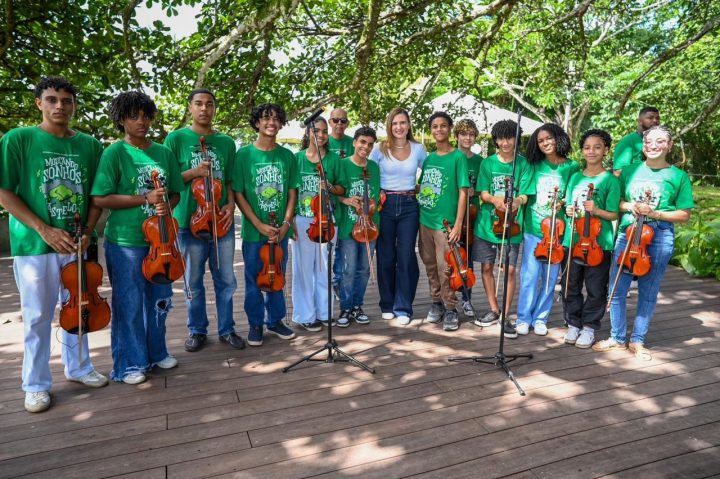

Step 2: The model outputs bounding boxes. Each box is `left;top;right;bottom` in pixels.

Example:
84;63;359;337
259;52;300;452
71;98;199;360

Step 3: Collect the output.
303;107;325;126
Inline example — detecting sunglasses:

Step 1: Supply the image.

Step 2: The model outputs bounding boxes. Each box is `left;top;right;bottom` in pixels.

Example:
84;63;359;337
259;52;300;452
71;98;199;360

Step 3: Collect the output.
331;118;349;124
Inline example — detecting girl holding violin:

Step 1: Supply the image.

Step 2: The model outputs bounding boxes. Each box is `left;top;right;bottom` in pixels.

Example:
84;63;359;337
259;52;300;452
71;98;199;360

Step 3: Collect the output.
516;123;579;336
291;116;341;331
417;112;469;332
91;91;184;384
165;89;243;353
334;126;381;326
562;130;620;348
594;126;694;360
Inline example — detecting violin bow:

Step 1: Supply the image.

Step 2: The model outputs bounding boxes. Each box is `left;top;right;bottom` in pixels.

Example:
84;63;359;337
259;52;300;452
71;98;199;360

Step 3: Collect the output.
363;168;376;285
200;136;220;270
564;198;577;299
606;221;636;312
73;215;84;362
545;187;559;295
495;177;511;297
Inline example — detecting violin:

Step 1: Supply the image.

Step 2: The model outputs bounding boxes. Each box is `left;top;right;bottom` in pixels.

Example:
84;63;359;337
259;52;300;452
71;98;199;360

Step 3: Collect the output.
492;176;521;239
351;167;379;243
142;170;185;284
462;199;477;247
60;214;111;335
534;185;565;264
257;212;285;292
572;183;603;267
307;163;335;243
190;136;230;241
619;190;654;277
443;219;476;292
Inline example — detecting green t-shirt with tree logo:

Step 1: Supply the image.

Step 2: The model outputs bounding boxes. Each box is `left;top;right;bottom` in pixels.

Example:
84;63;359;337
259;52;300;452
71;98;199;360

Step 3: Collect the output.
418;149;470;231
475;154;534;245
335;158;381;240
613;131;643;171
295;149;339;218
164;128;237;228
618;162;694;230
0;126;103;256
466;152;483;209
328;135;354;159
231;143;299;242
524;159;580;238
91;141;183;247
563;170;621;251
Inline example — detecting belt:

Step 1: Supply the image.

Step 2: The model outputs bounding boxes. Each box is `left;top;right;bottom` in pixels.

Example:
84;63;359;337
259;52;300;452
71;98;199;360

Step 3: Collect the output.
383;190;416;196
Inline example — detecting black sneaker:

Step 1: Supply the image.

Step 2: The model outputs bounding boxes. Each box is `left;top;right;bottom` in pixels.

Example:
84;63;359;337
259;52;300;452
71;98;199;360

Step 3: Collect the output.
502;320;518;339
337;310;351;328
266;322;296;340
426;302;445;324
184;333;207;352
246;326;264;346
443;310;459;331
319;318;336;327
475;310;500;328
219;332;246;349
352;307;369;325
298;320;323;332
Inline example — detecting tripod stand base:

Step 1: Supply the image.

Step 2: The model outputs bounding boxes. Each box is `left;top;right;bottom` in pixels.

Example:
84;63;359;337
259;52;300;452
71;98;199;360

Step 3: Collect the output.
283;339;376;374
449;352;533;396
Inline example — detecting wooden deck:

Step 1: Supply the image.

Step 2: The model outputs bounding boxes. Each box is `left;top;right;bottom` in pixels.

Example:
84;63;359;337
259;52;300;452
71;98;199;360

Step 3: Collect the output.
0;234;719;478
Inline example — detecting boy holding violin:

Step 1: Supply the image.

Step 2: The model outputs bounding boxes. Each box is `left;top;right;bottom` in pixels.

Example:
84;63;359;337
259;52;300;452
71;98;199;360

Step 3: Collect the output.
562;129;620;348
165;89;243;353
417;112;469;332
232;103;299;346
91;91;184;385
0;77;108;412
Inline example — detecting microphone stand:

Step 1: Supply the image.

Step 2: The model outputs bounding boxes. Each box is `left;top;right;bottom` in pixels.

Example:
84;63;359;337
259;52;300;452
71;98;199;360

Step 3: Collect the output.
448;109;533;396
283;120;375;374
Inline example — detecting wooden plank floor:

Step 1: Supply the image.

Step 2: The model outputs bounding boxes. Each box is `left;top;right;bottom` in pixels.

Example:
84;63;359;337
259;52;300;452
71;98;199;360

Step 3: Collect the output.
0;230;719;479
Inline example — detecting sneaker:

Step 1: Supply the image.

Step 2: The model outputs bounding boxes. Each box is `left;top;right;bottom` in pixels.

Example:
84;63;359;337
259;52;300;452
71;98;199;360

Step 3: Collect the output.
352;307;370;325
156;355;178;369
564;325;580;345
426;302;445;323
576;327;595;349
220;332;246;349
381;312;395;320
533;321;548;336
516;322;530;335
184;333;207;352
443;310;460;331
67;370;108;388
629;342;652;360
337;310;351;328
247;326;264;346
461;301;475;317
266;322;296;340
503;321;518;339
475;310;499;327
319;318;336;327
24;391;51;413
396;315;411;326
122;372;146;385
592;337;627;352
298;320;323;332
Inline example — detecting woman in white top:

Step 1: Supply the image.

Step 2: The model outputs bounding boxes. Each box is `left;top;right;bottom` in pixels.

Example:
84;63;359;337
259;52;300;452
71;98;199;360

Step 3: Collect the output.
369;107;427;325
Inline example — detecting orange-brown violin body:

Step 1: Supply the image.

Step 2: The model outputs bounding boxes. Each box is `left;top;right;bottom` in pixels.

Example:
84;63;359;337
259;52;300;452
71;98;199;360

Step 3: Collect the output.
307;190;335;243
443;219;476;291
257;212;285;292
620;223;654;276
572;183;604;267
492;209;520;239
190;176;230;240
351;167;379;243
534;186;565;264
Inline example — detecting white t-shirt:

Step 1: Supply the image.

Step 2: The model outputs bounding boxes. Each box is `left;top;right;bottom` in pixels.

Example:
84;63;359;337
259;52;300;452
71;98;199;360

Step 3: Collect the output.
369;141;426;191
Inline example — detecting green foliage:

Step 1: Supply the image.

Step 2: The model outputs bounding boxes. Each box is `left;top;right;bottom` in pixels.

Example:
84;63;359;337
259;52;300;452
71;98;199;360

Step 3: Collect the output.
671;186;720;279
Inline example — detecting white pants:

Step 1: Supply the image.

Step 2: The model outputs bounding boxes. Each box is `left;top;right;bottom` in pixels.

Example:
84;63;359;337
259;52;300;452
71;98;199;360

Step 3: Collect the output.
290;216;334;324
14;253;94;392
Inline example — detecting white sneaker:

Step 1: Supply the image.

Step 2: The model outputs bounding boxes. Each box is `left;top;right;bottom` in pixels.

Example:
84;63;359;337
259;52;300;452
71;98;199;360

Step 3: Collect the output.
396;315;411;326
461;301;475;317
533;321;548;336
564;325;580;344
24;391;51;413
576;327;595;349
516;322;530;335
155;355;178;369
67;370;109;388
381;312;395;320
122;372;147;385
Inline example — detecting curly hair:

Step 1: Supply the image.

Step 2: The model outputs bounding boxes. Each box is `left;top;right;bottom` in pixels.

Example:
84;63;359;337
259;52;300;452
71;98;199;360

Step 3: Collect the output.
428;111;453;130
249;103;287;132
108;91;157;133
300;117;328;151
354;125;377;141
491;120;522;147
580;129;612;149
34;76;77;99
453;118;479;138
526;123;572;164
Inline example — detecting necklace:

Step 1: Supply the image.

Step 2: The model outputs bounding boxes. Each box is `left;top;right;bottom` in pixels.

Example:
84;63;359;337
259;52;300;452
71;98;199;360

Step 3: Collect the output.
392;143;409;149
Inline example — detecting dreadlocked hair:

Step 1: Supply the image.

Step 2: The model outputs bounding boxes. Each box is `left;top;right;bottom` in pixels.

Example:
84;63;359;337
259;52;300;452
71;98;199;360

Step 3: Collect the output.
526;123;572;164
109;91;157;133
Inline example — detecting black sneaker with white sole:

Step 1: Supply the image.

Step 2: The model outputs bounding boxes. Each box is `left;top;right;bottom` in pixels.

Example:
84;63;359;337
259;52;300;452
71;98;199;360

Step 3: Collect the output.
502;321;518;339
474;310;500;327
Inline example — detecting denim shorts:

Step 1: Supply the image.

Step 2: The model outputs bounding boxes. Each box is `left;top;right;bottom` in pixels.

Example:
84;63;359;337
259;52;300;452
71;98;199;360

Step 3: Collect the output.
473;237;520;266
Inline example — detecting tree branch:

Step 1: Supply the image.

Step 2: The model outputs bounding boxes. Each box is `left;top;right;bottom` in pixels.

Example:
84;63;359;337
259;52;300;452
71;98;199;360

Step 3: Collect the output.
121;0;143;88
353;0;382;123
678;88;720;137
0;0;15;60
485;69;551;123
243;29;273;112
522;0;594;36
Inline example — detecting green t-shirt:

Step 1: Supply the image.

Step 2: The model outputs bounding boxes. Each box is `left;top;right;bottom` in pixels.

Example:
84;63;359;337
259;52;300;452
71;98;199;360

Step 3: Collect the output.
335;159;381;240
613;132;643;171
231;143;299;242
164;128;237;228
466;153;483;209
618;162;694;230
328;135;354;159
475;154;534;245
524;159;581;238
0;126;103;256
417;149;470;231
295;149;339;218
563;171;621;251
91;141;183;247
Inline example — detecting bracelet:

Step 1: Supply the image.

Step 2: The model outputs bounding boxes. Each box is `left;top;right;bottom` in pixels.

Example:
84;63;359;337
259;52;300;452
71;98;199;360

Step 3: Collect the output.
282;220;291;228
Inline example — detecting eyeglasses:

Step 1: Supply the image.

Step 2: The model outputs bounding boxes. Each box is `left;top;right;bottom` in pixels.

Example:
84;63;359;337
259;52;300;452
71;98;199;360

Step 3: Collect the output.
643;139;669;147
331;118;348;124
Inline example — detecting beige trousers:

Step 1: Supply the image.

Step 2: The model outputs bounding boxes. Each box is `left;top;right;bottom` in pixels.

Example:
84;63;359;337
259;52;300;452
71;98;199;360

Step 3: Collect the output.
418;224;458;310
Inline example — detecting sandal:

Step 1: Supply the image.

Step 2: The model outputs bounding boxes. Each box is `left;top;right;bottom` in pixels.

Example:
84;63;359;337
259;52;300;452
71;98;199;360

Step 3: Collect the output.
629;342;652;361
591;338;627;352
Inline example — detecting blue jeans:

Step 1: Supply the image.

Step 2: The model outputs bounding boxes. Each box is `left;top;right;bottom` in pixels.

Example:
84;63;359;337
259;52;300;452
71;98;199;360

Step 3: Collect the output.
517;233;561;325
338;238;376;311
377;194;420;317
105;241;173;381
609;221;675;344
242;238;289;328
178;227;237;336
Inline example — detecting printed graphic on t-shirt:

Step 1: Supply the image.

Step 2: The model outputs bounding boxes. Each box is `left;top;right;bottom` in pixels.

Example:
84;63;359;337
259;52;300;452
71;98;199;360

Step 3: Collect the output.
255;163;284;213
346;178;366;222
417;166;444;209
533;172;562;219
298;172;319;217
570;185;591;215
189;145;223;180
628;180;661;209
43;152;85;223
137;165;167;216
